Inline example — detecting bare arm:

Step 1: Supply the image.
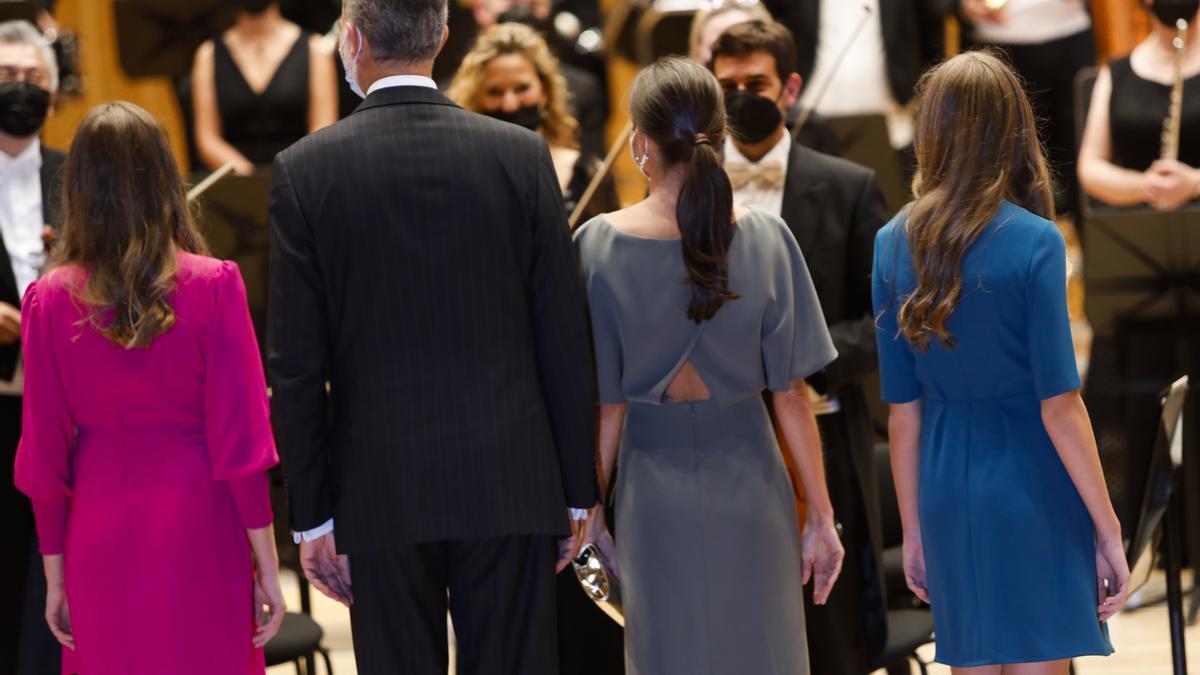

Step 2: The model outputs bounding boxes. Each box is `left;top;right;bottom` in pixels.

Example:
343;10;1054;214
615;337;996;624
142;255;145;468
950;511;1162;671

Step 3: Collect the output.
192;40;255;175
887;400;923;541
886;398;930;603
246;524;286;647
596;402;627;500
306;35;338;133
1040;391;1120;540
1078;67;1149;207
1041;390;1130;620
773;378;844;604
772;380;833;523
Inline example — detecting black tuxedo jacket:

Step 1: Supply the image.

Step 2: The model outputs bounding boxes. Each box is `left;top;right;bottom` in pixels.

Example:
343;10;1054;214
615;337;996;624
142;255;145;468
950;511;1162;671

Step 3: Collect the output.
0;145;64;382
779;142;889;661
268;86;598;553
765;0;945;106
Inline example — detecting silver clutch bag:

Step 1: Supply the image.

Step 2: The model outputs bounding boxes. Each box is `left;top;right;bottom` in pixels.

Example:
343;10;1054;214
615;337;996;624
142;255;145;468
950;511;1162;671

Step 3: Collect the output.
572;543;625;626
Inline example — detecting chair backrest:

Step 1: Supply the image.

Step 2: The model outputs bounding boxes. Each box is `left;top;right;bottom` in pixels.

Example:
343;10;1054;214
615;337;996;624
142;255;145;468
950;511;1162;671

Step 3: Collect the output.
1125;375;1189;589
1074;66;1099;217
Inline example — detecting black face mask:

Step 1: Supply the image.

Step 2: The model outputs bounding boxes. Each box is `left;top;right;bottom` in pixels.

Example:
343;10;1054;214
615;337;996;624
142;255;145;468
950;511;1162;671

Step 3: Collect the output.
1152;0;1200;26
725;90;783;145
0;81;50;138
485;104;545;132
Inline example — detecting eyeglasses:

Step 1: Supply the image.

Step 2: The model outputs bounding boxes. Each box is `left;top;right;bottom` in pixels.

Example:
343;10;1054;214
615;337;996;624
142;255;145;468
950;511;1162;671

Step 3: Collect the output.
0;65;49;89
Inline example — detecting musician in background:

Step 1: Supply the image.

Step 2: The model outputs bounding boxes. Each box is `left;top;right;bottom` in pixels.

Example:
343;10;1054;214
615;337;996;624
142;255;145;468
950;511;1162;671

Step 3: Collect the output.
447;22;617;225
710;20;889;675
191;0;337;175
1078;0;1200;211
0;20;63;675
763;0;945;180
958;0;1095;216
690;4;842;157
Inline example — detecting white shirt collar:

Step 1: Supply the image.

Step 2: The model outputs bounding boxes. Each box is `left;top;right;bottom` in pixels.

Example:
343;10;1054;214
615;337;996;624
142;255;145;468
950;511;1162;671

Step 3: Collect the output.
724;131;791;167
367;75;438;96
0;138;41;174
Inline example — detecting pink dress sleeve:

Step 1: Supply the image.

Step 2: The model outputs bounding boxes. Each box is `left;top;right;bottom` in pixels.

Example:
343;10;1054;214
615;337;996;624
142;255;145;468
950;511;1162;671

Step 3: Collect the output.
205;262;279;529
14;281;76;555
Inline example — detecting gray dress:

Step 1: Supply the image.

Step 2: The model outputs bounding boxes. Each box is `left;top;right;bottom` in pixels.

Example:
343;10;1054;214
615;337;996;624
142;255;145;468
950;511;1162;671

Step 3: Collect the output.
575;210;837;675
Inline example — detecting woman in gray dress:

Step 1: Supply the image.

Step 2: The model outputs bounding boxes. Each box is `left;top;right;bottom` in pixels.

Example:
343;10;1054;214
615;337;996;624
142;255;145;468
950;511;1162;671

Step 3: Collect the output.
576;57;844;674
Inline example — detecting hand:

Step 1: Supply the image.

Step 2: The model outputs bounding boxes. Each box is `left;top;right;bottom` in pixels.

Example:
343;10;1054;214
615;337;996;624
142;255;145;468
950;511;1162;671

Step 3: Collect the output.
1096;535;1131;622
0;302;19;345
557;509;585;573
231;158;256;177
902;534;931;604
44;579;74;650
252;567;286;648
801;517;844;605
300;531;352;607
1143;159;1200;211
961;0;1006;24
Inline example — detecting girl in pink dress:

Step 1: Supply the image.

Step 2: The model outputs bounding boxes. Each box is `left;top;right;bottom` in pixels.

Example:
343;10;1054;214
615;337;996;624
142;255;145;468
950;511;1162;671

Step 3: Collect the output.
13;101;285;674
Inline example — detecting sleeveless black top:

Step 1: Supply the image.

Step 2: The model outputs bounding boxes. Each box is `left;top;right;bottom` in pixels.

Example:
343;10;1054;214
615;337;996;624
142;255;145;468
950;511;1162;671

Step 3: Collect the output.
1108;56;1200;172
213;31;310;166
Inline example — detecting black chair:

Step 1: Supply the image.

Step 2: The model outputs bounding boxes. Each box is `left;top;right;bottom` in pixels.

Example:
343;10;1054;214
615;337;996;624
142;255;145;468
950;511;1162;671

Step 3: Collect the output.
871;443;935;675
264;467;336;675
1121;376;1190;675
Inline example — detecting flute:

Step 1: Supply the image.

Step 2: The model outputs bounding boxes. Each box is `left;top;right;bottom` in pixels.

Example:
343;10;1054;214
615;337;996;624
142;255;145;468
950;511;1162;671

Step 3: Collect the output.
1161;18;1189;162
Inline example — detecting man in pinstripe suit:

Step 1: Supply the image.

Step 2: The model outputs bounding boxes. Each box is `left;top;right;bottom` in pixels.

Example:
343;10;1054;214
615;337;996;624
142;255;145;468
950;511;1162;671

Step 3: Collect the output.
267;1;599;672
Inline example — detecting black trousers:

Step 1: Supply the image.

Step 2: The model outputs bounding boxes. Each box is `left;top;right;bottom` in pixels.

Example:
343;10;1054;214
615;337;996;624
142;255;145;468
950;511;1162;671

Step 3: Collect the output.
973;28;1097;216
349;534;559;675
3;394;61;675
803;410;877;675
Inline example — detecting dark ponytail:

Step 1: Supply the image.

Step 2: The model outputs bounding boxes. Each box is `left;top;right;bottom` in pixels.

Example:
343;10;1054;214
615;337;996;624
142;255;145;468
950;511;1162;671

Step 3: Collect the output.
630;57;740;323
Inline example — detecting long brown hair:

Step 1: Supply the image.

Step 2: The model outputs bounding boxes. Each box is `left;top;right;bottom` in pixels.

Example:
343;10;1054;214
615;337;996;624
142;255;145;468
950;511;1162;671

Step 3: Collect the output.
55;101;208;349
897;50;1054;351
630;57;739;322
446;22;580;149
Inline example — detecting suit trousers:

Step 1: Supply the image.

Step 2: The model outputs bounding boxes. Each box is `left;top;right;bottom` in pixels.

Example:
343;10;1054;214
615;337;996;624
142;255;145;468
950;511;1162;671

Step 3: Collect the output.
803;409;879;675
2;395;31;673
349;535;559;675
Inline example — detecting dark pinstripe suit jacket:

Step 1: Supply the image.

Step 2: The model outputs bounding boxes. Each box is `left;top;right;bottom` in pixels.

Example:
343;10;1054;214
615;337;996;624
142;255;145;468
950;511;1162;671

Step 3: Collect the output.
268;85;599;553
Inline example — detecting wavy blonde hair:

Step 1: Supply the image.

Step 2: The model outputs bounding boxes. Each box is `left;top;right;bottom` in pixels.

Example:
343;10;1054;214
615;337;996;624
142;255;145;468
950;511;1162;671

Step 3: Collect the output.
897;50;1054;351
446;22;579;149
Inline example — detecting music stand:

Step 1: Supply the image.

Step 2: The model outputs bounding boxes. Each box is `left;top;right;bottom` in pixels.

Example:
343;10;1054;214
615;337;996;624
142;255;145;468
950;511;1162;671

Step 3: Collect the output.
0;1;38;23
191;171;272;360
1124;376;1190;675
1083;204;1200;628
112;0;237;79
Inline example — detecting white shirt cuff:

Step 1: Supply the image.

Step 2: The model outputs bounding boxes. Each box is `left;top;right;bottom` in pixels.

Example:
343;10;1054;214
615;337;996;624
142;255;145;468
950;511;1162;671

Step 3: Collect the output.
570;508;588;521
293;518;334;544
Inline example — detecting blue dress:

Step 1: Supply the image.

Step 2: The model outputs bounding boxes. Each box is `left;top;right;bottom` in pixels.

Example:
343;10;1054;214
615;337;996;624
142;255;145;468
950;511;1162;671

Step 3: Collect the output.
871;201;1114;666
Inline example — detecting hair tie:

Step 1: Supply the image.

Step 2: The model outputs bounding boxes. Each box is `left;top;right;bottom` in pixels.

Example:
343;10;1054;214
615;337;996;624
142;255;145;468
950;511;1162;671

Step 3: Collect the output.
693;133;712;147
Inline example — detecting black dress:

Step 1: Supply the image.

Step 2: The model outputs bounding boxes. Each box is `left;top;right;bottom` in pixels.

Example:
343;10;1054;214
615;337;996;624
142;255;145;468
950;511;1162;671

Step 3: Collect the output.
1109;56;1200;172
213;30;311;166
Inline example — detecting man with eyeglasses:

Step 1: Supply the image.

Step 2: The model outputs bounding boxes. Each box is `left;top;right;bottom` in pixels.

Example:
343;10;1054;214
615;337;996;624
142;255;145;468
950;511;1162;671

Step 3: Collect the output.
0;18;64;675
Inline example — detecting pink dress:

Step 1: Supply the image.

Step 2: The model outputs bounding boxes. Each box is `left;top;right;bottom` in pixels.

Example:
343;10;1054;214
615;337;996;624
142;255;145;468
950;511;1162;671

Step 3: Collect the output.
13;252;278;674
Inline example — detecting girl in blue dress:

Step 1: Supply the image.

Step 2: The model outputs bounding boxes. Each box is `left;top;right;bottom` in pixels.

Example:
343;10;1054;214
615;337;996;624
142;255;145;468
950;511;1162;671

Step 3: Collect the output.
872;51;1131;674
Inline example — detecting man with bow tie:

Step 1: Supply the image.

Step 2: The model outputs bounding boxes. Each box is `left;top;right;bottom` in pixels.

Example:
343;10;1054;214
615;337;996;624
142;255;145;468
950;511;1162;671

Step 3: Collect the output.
0;20;64;675
711;19;890;675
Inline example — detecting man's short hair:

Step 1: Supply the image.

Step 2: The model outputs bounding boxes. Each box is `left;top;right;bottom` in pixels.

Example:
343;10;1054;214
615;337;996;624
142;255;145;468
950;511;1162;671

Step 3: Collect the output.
709;20;797;85
344;0;449;65
0;20;58;91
